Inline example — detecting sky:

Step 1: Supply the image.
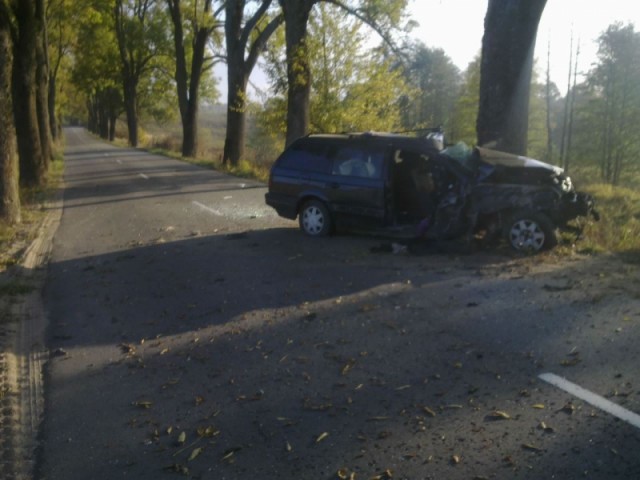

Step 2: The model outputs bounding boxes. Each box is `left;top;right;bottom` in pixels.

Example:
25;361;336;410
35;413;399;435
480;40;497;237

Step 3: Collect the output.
408;0;640;88
228;0;640;101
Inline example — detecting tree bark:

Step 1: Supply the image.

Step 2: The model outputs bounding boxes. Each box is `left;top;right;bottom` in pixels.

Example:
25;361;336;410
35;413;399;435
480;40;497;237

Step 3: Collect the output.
166;0;212;158
122;78;138;147
0;1;21;223
222;0;282;166
279;0;315;147
11;0;45;187
477;0;547;155
35;0;52;165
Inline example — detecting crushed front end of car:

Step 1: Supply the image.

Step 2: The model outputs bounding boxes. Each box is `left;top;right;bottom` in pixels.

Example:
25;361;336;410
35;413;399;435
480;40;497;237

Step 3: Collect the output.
421;143;599;252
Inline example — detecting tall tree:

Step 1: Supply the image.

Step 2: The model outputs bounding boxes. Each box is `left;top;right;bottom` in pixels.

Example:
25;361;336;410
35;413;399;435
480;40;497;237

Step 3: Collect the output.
11;0;46;187
278;0;409;146
35;0;53;162
477;0;547;155
586;23;640;185
258;2;410;139
113;0;168;147
166;0;221;158
0;0;20;223
72;2;122;140
399;42;461;131
46;0;76;140
222;0;282;166
449;56;481;146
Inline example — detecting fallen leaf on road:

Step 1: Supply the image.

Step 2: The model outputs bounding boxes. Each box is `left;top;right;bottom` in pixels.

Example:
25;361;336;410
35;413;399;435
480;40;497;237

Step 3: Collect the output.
177;431;186;445
531;403;545;409
485;410;511;420
315;432;329;443
221;447;242;461
341;359;356;376
422;406;437;417
133;401;152;409
188;447;203;462
163;464;189;475
538;421;555;433
521;443;543;452
196;426;220;438
560;359;580;366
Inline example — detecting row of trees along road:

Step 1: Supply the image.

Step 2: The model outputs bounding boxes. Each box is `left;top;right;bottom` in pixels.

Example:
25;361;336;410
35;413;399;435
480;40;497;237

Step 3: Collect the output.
1;0;639;225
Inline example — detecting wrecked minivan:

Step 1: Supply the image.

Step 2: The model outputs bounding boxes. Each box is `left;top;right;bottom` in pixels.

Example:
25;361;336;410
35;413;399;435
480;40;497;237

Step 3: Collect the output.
265;131;598;252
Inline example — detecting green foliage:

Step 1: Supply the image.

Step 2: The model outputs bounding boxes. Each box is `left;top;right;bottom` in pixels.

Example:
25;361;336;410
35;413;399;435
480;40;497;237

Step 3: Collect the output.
575;183;640;255
256;2;411;140
570;23;640;185
448;55;480;145
398;42;461;131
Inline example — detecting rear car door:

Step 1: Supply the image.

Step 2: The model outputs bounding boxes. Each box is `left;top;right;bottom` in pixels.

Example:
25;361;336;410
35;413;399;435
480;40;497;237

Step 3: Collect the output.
327;142;387;229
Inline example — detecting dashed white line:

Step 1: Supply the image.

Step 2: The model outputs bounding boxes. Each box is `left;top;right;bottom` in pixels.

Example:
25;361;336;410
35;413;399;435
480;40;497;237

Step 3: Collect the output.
192;201;223;217
539;372;640;429
139;173;149;180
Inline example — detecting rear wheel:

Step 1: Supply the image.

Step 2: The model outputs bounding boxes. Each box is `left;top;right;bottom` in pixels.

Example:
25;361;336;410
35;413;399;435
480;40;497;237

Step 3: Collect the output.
299;200;331;237
505;210;557;253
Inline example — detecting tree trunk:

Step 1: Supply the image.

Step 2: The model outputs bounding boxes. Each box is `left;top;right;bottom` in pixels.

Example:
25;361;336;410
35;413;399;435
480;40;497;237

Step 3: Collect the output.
35;0;52;166
279;0;315;147
223;67;248;166
0;5;21;224
477;0;547;155
222;0;281;165
12;0;45;187
48;73;58;140
122;78;138;147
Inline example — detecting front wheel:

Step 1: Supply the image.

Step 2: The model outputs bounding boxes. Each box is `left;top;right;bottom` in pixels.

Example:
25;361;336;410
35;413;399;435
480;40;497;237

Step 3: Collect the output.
505;210;558;253
299;200;332;237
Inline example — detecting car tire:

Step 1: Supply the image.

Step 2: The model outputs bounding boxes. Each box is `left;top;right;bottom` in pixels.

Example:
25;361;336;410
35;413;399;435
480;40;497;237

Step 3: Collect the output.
505;210;558;253
299;200;332;237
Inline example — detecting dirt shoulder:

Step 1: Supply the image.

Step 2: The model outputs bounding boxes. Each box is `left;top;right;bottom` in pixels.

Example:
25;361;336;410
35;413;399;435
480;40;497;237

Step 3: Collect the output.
0;198;62;480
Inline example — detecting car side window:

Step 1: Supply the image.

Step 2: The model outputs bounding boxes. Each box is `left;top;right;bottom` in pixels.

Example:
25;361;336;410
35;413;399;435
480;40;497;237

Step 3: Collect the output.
277;141;331;173
331;146;384;179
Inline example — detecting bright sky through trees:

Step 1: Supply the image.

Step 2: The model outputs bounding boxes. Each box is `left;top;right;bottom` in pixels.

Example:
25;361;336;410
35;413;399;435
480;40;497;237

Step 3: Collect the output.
409;0;640;86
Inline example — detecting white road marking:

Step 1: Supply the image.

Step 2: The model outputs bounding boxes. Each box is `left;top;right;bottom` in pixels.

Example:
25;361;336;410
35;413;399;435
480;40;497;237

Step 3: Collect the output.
139;173;149;180
192;201;223;217
116;159;122;164
539;372;640;429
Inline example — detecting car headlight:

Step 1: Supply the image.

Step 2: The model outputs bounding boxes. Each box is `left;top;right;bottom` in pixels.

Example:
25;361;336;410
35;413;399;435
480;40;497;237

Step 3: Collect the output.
561;176;573;192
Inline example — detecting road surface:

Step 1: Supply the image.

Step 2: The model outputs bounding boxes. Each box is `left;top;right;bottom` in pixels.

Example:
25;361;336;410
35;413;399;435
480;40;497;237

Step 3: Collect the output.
33;128;640;479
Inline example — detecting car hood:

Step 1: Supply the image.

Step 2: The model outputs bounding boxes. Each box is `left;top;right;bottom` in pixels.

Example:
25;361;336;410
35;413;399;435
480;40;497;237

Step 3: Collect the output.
476;147;564;176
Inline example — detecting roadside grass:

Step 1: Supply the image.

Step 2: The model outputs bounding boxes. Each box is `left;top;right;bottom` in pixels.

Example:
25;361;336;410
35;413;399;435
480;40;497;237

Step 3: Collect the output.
573;183;640;261
0;156;64;273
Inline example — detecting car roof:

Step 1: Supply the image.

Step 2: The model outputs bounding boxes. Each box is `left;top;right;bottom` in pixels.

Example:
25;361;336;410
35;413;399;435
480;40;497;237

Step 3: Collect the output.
301;132;439;150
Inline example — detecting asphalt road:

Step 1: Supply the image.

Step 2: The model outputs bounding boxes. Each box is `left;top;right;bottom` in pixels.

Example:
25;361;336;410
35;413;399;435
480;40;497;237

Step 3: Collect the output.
37;128;640;479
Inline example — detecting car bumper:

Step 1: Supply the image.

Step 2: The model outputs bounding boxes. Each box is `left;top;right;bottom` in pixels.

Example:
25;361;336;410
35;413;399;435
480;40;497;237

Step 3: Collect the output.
265;192;297;220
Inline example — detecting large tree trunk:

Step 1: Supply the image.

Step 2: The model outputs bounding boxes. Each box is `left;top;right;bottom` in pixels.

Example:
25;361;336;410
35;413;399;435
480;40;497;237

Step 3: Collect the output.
12;0;45;187
279;0;315;147
35;0;52;166
477;0;547;155
223;66;248;166
48;73;58;140
166;0;211;158
122;78;138;147
0;4;21;224
222;0;281;166
222;0;248;166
